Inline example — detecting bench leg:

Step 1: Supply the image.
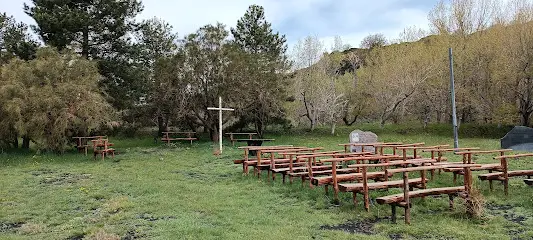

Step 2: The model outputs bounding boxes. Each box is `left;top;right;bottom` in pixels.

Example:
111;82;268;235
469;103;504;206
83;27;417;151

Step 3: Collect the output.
453;173;457;185
364;191;370;212
504;179;508;196
448;194;455;210
324;185;329;195
391;204;397;224
488;170;493;191
352;192;357;207
272;171;276;181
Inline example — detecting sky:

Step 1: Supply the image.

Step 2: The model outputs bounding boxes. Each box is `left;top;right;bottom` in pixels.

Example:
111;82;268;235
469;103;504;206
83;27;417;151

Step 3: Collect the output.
1;0;438;51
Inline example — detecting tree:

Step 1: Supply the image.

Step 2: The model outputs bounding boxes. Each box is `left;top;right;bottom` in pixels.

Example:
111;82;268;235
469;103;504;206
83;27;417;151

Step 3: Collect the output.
0;47;114;152
135;17;179;135
25;0;145;112
231;4;289;137
0;13;39;64
360;33;388;49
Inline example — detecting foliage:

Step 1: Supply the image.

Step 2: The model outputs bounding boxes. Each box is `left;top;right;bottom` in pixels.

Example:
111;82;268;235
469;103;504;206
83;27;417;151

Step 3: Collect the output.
0;47;114;152
0;13;39;64
231;4;290;137
24;0;146;112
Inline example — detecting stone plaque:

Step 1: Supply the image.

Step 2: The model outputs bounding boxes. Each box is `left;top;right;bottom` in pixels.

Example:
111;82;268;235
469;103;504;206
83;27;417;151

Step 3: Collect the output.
349;130;378;152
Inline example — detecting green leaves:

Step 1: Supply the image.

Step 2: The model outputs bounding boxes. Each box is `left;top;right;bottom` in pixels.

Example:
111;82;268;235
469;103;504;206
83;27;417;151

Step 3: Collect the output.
0;48;114;152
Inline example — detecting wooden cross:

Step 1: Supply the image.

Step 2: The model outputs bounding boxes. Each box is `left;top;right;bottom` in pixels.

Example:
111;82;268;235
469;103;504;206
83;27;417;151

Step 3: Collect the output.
207;96;234;154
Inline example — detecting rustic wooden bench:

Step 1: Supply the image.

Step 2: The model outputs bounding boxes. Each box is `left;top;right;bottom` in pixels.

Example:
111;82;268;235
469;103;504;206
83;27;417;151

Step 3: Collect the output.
422;147;481;179
477;153;533;195
444;149;513;184
257;147;324;178
91;138;115;160
161;131;197;145
312;155;405;202
339;158;437;211
376;164;481;224
237;145;296;175
73;136;105;155
269;151;347;183
226;132;257;146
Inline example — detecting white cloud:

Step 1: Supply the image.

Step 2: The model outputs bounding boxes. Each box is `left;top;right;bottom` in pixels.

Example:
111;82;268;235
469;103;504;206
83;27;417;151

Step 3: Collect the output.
3;0;436;52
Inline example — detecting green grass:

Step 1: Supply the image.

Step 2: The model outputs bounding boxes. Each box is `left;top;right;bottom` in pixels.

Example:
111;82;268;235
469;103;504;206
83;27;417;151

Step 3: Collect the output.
1;125;532;239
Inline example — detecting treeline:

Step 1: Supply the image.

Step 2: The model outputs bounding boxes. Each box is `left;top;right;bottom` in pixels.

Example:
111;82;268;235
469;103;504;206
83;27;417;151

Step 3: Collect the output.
289;0;533;134
1;0;533;152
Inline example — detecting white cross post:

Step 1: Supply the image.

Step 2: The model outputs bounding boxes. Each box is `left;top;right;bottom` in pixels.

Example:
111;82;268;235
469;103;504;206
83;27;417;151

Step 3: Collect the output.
207;96;234;154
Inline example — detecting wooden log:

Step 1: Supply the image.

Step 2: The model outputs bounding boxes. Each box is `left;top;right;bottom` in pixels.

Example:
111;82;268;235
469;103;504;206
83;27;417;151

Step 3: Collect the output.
311;171;386;186
376;186;465;204
339;178;426;192
479;170;533;180
387;164;481;175
494;153;533;159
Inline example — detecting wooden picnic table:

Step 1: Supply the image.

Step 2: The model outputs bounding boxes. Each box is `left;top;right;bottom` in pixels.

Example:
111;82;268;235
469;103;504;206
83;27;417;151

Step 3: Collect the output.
91;138;115;160
161;131;197;145
226;132;258;146
73;136;106;155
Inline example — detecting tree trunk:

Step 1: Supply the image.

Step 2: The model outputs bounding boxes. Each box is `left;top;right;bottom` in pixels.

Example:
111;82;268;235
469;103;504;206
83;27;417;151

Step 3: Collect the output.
82;28;89;59
255;120;264;138
22;135;30;149
12;136;19;149
157;115;167;137
331;122;336;135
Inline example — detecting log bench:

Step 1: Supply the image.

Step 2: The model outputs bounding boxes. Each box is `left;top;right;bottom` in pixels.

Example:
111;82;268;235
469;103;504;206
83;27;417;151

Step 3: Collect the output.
338;142;403;154
237;145;295;174
422;147;481;179
477;153;533;195
226;132;257;146
376;164;481;224
269;151;350;183
161;131;197;145
256;147;324;178
338;158;437;210
312;155;404;201
444;149;513;184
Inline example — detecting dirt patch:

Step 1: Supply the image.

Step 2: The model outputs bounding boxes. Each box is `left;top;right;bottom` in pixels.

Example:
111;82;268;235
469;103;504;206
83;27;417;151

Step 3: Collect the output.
170;170;207;180
30;169;57;176
320;217;388;235
389;233;403;240
486;203;529;225
0;221;24;233
39;173;92;185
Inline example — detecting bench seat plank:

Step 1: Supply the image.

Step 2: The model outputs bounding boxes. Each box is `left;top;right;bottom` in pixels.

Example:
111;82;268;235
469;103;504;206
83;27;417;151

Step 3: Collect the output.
311;171;388;186
525;179;533;186
478;170;533;180
444;163;501;172
339;178;427;192
376;186;465;204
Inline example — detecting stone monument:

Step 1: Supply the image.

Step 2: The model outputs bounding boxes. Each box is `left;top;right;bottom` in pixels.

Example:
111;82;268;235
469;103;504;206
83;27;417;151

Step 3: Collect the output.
501;126;533;151
349;130;378;152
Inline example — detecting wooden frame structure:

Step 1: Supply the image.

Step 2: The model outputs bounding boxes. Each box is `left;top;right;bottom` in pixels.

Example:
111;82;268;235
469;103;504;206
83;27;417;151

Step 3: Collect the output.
478;153;533;195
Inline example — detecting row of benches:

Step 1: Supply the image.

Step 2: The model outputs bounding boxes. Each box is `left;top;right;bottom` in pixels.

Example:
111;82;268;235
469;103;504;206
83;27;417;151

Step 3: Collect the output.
234;143;533;224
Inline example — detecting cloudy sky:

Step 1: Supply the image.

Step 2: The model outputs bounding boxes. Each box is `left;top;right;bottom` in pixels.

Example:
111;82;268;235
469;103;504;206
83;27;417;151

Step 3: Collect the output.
2;0;438;50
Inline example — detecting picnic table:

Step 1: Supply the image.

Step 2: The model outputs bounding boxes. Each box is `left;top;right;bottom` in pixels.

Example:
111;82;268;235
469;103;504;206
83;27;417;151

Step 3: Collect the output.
91;138;115;160
161;131;197;145
73;136;106;155
226;132;258;146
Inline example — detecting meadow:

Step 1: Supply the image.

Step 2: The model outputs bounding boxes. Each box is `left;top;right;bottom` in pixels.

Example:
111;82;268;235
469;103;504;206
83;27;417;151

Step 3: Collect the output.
1;124;532;240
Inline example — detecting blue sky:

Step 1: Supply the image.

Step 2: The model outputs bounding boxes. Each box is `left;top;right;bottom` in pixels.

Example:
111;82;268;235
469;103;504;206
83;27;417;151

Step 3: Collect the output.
1;0;438;50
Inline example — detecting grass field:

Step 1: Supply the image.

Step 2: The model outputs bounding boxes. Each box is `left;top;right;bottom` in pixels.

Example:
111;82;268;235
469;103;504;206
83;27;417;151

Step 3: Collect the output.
1;125;532;240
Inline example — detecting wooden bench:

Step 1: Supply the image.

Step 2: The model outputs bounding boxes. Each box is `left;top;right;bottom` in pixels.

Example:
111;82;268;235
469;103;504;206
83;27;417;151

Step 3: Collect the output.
339;158;437;211
422;147;480;178
269;151;346;183
478;153;533;195
161;131;197;145
376;164;481;224
444;149;513;184
91;139;115;160
226;133;257;146
312;155;405;202
256;147;324;178
237;145;296;175
73;136;105;155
